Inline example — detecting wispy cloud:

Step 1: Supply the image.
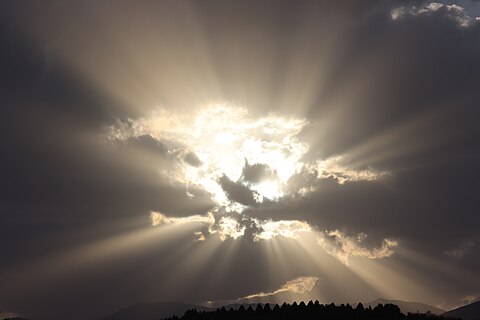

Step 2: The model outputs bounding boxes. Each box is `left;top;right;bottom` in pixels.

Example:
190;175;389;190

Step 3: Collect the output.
444;240;475;258
241;276;319;301
318;229;398;265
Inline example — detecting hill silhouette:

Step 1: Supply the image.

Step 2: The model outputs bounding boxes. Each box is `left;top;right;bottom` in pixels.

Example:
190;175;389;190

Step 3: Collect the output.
366;299;445;315
164;301;457;320
442;301;480;320
99;302;212;320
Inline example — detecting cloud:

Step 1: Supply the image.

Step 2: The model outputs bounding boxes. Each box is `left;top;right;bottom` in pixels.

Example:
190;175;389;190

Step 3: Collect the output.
444;240;475;258
150;210;246;241
218;175;257;206
254;219;312;241
182;151;202;167
313;155;389;185
106;105;309;206
241;276;319;301
150;211;214;227
122;134;170;155
149;209;313;243
318;230;398;265
107;106;389;211
461;293;480;305
242;159;277;183
391;2;475;27
150;210;397;265
211;216;246;240
0;311;19;320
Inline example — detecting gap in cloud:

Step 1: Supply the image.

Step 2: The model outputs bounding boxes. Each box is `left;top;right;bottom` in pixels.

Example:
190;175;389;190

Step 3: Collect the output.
106;103;387;209
108;103;395;261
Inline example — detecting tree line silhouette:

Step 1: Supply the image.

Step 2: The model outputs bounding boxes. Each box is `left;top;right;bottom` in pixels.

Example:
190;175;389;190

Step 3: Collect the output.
164;301;457;320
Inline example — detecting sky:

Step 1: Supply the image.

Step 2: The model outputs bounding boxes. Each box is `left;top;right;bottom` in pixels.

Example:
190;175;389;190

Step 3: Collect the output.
1;1;480;319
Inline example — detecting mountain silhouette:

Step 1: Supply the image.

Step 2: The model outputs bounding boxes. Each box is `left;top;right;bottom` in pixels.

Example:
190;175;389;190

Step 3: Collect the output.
442;301;480;320
165;301;451;320
98;302;212;320
366;299;445;315
99;299;452;320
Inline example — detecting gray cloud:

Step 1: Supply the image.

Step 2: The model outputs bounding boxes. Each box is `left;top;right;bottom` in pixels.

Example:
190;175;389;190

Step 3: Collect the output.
241;159;277;184
218;175;257;207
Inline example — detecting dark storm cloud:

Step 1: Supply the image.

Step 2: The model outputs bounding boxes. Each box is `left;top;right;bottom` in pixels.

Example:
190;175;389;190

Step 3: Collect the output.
1;0;479;319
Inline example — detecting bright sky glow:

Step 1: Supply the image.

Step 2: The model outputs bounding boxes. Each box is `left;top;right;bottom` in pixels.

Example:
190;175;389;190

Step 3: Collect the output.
109;104;394;262
108;104;386;208
108;104;310;207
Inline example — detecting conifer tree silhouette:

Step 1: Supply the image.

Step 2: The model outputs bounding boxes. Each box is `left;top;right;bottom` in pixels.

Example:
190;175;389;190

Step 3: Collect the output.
163;301;456;320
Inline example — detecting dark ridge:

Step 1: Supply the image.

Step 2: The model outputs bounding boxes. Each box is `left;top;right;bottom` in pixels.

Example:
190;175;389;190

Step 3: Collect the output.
442;301;480;320
99;302;213;320
164;301;460;320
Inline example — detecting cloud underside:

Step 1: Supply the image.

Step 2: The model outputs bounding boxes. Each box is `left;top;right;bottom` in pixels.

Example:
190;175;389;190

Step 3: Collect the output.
150;211;397;265
108;106;395;264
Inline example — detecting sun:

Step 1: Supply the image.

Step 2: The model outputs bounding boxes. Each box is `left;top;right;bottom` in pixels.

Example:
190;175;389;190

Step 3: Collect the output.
113;103;309;208
107;102;389;247
107;102;387;211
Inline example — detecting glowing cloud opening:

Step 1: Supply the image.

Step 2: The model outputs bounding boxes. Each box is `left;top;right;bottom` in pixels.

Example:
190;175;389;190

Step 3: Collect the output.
107;104;387;209
110;105;394;260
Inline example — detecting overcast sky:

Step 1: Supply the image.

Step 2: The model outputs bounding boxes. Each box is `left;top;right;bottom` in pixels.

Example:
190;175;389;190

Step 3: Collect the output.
1;1;480;319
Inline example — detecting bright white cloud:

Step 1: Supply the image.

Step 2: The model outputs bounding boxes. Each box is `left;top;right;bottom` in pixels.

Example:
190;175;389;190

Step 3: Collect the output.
150;211;214;227
211;216;246;240
151;210;245;241
318;229;398;265
391;2;475;27
254;219;312;241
